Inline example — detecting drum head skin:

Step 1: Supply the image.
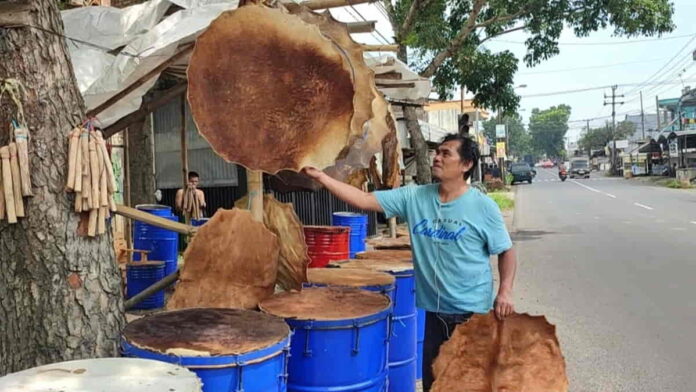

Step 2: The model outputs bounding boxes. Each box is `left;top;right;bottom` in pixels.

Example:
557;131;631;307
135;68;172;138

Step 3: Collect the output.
260;287;390;321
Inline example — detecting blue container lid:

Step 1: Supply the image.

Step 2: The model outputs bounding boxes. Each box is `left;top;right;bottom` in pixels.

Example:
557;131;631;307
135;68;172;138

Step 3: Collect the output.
122;308;291;367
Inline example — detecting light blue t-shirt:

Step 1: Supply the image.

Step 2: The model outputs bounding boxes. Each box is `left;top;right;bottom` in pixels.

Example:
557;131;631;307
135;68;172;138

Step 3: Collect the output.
375;184;512;314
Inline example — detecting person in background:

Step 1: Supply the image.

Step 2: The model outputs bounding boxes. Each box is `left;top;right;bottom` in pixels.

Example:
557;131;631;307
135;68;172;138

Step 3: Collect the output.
303;133;517;392
175;171;206;218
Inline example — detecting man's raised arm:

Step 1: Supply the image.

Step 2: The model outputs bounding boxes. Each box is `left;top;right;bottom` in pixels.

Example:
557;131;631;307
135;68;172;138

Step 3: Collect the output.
302;167;383;212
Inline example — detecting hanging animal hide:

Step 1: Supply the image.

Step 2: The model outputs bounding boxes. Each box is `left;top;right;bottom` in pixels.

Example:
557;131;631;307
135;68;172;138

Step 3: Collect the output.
168;208;279;310
188;5;358;173
356;249;412;261
432;313;568;392
235;193;309;291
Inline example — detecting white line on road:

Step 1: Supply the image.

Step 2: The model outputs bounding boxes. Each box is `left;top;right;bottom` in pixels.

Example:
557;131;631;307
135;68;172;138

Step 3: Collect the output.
634;202;654;210
605;193;617;198
690;221;696;225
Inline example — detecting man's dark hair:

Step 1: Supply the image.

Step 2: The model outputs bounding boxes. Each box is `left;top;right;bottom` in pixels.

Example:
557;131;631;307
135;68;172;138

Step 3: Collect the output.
441;133;480;180
188;171;200;180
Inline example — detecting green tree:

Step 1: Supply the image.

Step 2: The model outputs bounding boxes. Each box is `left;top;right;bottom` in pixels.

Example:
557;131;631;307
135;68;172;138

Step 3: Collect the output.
482;113;531;158
380;0;674;183
528;105;572;158
578;121;636;154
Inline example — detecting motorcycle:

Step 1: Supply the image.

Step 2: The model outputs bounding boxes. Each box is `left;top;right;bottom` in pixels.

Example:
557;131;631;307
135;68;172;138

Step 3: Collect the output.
558;169;568;182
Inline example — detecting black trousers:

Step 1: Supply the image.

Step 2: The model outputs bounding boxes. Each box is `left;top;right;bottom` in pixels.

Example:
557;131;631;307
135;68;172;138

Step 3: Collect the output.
422;311;473;392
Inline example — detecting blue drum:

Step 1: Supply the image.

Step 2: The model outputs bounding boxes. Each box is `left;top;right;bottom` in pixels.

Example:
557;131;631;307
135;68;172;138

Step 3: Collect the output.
191;218;210;227
133;204;179;276
417;308;426;380
260;287;391;392
126;260;165;309
304;268;395;298
122;308;291;392
332;212;368;258
329;258;417;392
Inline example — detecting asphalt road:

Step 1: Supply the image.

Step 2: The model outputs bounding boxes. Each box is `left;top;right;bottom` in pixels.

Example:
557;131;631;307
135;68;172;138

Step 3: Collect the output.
512;168;696;392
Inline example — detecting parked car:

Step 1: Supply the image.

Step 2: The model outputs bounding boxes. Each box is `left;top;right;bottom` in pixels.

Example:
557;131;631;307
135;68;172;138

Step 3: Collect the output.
510;163;534;184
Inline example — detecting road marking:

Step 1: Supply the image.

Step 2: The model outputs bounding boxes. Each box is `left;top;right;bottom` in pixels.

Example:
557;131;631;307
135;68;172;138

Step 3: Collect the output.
634;202;654;210
571;180;602;193
690;221;696;225
605;193;617;198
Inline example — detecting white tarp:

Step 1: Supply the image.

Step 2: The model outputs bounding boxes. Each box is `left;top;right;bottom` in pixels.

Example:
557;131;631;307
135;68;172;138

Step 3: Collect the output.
62;0;238;127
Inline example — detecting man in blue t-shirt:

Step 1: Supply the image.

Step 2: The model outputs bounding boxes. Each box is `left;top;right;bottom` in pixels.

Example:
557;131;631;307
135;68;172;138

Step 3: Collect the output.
303;133;517;391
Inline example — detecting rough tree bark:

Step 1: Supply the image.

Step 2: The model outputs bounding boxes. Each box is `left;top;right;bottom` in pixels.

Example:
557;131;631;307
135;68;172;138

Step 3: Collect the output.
127;99;156;206
404;106;431;184
0;0;125;375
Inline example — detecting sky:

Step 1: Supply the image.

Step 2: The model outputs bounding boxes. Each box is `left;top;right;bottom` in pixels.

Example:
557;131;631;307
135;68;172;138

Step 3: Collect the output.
329;0;696;143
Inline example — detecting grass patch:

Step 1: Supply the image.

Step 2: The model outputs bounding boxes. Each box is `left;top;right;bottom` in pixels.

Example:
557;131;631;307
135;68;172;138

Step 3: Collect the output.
489;192;515;210
665;179;694;189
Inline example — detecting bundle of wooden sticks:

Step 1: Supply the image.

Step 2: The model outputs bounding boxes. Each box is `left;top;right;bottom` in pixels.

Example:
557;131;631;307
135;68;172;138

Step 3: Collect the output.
65;126;117;237
0;124;32;224
182;186;203;220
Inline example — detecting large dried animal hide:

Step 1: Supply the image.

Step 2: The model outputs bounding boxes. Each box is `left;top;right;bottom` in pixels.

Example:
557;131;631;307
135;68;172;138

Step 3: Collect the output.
432;313;568;392
267;6;401;191
188;5;357;173
235;193;309;291
168;208;279;310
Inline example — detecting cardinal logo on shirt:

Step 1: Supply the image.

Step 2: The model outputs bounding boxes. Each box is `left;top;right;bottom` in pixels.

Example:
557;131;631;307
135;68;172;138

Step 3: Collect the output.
412;219;466;241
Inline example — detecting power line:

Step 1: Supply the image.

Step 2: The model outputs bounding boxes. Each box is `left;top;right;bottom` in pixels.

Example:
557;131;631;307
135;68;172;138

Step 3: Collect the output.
490;33;695;46
623;33;696;96
520;77;696;98
519;57;668;75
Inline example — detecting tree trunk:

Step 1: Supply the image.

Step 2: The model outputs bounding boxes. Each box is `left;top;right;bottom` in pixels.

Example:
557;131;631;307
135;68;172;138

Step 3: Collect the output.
0;0;125;375
404;106;431;184
127;101;156;206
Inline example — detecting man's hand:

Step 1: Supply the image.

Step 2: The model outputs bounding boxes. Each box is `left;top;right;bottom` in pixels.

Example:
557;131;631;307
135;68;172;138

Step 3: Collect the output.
301;167;324;181
494;290;515;320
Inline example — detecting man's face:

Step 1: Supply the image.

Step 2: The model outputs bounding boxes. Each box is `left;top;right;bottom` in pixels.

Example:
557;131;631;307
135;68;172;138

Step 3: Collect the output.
188;176;199;188
432;140;473;181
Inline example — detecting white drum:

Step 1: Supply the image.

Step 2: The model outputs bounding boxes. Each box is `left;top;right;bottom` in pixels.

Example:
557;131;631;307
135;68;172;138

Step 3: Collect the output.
0;358;202;392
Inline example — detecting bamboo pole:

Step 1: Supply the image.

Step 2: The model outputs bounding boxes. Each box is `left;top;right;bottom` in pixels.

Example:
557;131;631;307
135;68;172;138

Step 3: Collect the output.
80;130;91;209
87;208;98;237
73;128;83;193
14;125;32;196
0;147;17;223
9;143;24;218
0;159;5;220
96;131;116;194
361;44;399;52
302;0;372;10
123;269;180;310
346;20;376;34
246;170;263;222
89;136;100;210
66;127;80;191
115;204;197;235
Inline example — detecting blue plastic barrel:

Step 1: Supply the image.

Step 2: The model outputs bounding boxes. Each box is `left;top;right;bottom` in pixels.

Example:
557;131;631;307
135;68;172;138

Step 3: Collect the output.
304;268;395;299
191;218;210;227
122;308;291;392
126;261;165;310
260;287;391;392
332;212;368;258
416;308;426;380
133;204;179;276
388;268;417;392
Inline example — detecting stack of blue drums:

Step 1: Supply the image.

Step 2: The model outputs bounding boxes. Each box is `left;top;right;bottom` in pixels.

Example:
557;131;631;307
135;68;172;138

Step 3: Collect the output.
332;212;368;258
329;258;418;392
260;287;391;392
133;204;179;276
122;308;292;392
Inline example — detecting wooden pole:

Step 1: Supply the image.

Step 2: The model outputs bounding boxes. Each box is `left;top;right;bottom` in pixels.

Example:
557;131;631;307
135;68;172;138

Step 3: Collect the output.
180;94;189;191
302;0;372;10
346;20;376;34
388;217;397;238
124;269;180;310
86;44;194;118
0;147;16;223
115;204;197;235
246;170;263;222
362;44;399;52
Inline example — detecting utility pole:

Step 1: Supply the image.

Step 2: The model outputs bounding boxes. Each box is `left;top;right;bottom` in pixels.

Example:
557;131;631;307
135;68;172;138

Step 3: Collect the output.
656;95;661;132
640;91;645;140
604;85;624;175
